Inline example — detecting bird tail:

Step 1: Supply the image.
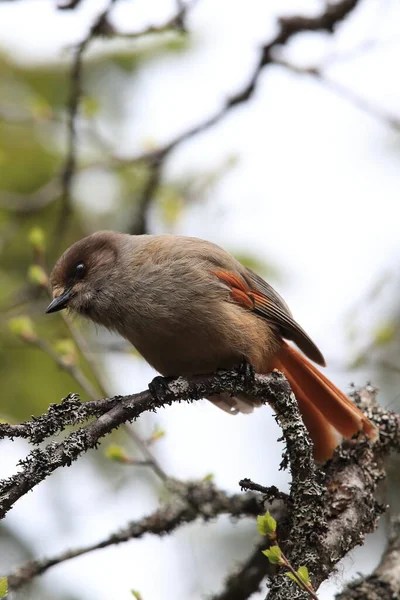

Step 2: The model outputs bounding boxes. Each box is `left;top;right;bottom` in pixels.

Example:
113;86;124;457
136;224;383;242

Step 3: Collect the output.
271;341;378;462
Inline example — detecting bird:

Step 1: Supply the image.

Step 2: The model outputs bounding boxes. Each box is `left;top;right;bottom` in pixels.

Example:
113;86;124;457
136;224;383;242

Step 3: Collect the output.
46;230;377;462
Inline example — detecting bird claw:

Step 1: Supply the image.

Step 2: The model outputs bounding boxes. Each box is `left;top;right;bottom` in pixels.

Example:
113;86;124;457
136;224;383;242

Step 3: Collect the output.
149;375;172;403
236;359;255;384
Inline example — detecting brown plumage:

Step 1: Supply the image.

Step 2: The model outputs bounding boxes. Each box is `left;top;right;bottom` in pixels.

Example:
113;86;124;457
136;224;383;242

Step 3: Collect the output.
47;231;378;462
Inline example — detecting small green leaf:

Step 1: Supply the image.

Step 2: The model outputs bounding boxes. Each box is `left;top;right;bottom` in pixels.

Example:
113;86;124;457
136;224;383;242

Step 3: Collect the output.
105;444;127;462
0;577;8;598
28;264;48;287
131;590;142;599
261;545;283;565
8;316;37;342
28;226;46;252
148;425;165;443
202;473;214;482
54;339;77;367
257;510;277;537
297;566;311;587
285;566;311;588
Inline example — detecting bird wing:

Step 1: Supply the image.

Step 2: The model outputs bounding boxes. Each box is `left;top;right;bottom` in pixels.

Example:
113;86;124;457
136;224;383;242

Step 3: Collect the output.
213;267;326;366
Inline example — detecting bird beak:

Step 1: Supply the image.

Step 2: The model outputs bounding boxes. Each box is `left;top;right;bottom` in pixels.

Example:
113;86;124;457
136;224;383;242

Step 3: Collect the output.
45;288;74;314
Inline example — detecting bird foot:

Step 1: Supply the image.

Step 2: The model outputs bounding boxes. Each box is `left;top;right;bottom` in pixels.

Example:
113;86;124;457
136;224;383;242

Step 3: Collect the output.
149;375;172;403
236;359;255;385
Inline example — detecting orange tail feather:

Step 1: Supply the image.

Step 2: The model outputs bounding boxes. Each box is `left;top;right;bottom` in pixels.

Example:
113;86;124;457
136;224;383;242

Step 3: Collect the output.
272;342;378;462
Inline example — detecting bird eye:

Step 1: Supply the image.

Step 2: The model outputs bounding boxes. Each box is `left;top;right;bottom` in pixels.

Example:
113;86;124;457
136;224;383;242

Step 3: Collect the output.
75;262;86;279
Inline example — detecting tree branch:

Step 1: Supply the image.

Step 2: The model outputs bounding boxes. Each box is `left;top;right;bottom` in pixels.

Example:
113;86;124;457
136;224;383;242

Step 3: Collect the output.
7;480;265;592
212;540;273;600
56;0;192;240
116;0;361;233
266;386;400;599
1;365;398;598
0;369;287;520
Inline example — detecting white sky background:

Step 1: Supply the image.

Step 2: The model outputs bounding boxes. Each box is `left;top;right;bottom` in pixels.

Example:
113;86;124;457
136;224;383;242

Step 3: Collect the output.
1;0;400;598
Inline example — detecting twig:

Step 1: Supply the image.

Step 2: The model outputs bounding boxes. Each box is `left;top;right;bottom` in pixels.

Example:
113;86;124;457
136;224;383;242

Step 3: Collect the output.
56;0;191;240
129;161;163;235
57;0;82;9
0;179;60;214
273;58;400;130
28;336;100;401
239;479;289;503
0;394;121;444
212;541;272;600
7;480;262;591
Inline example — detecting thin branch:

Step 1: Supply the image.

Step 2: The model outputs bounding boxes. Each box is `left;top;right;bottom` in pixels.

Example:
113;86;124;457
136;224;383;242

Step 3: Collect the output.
239;479;289;503
117;11;188;40
29;337;100;401
7;480;263;592
57;0;83;9
0;179;60;214
273;58;400;130
57;29;93;239
129;161;163;235
212;541;272;600
0;393;121;444
56;0;191;240
114;0;361;232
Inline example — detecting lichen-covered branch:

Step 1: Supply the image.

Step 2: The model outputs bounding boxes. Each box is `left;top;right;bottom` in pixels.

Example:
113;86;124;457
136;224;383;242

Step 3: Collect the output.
0;369;289;520
265;387;400;600
1;366;399;598
7;480;265;592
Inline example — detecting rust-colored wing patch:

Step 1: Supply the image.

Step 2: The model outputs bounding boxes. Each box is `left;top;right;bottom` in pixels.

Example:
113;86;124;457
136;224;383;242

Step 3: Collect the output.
214;269;254;309
213;269;249;293
213;268;325;366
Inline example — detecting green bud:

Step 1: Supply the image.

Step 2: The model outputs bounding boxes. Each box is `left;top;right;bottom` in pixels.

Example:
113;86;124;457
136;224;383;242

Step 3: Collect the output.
149;426;165;443
131;591;142;599
28;264;48;287
55;339;77;367
8;316;37;342
28;227;46;253
105;444;127;462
